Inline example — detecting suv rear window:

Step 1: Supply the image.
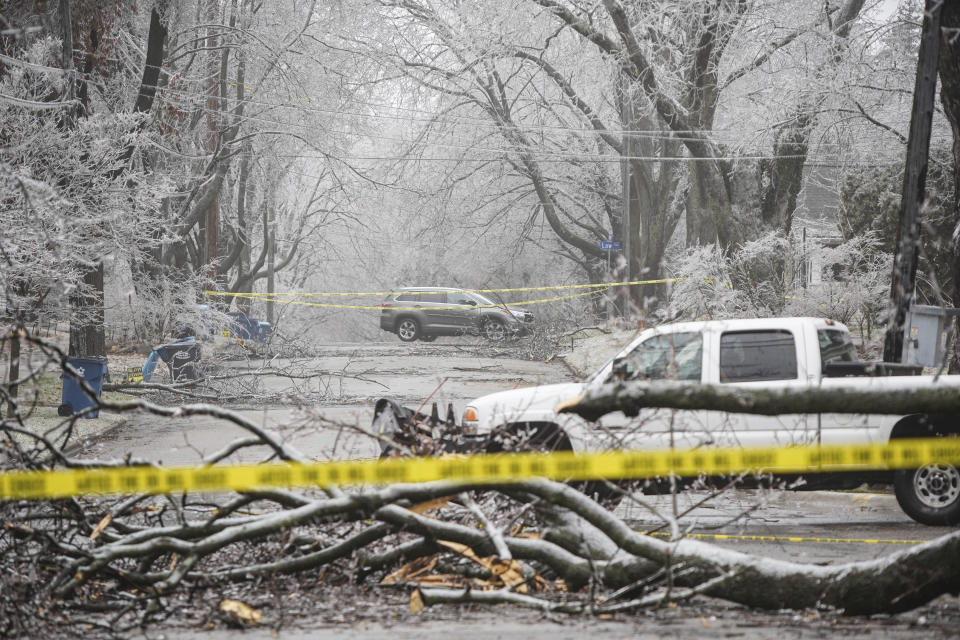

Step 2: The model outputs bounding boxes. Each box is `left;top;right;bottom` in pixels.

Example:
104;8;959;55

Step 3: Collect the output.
720;330;797;382
395;293;420;302
448;292;475;305
419;292;445;303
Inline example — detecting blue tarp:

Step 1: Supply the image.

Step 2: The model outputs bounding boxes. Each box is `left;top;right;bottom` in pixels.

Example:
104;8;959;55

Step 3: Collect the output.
228;312;271;341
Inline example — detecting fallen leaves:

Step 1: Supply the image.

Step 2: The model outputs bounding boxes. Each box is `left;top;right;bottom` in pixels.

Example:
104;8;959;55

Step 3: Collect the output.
381;540;549;594
219;599;262;626
381;555;439;584
409;589;425;614
407;496;453;514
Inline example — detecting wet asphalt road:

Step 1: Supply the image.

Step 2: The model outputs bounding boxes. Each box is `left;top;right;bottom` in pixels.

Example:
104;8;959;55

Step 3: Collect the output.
82;340;955;565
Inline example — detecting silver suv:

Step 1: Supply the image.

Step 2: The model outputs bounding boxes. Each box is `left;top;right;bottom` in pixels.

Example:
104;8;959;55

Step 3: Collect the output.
379;287;535;342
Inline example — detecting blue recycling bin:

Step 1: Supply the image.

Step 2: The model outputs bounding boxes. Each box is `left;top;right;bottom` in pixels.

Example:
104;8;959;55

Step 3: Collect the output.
157;341;202;381
59;356;108;419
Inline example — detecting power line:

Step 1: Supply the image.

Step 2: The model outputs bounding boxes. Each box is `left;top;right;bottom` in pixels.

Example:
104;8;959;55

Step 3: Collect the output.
138;90;910;165
150;82;950;150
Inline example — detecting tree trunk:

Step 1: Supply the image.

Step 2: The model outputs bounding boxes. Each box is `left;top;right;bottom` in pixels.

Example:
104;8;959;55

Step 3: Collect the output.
266;204;276;326
235;143;253;316
202;0;223;282
759;113;811;235
61;0;106;359
133;6;168;114
6;330;19;419
68;263;106;358
686;160;732;247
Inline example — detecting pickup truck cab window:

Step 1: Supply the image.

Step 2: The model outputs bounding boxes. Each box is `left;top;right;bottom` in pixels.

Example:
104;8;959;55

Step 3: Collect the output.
720;330;797;382
818;329;857;365
615;332;703;382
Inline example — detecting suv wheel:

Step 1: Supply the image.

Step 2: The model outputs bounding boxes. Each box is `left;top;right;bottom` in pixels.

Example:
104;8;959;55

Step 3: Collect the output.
482;318;507;341
396;318;421;342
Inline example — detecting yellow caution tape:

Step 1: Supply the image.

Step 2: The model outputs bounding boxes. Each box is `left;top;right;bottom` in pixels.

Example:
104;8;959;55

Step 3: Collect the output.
200;276;827;311
1;439;958;501
213;287;614;311
640;531;925;545
205;279;679;299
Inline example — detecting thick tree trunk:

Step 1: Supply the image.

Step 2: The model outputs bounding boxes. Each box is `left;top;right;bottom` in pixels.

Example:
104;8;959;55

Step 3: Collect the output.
759;113;811;235
68;263;106;358
60;0;106;359
201;1;222;280
133;6;168;114
686;161;733;247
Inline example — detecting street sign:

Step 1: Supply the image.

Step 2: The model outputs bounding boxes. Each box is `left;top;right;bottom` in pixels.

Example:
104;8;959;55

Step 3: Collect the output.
599;240;621;250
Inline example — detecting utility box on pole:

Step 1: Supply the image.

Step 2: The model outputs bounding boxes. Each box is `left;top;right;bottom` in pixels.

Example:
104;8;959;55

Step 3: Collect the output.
902;305;960;367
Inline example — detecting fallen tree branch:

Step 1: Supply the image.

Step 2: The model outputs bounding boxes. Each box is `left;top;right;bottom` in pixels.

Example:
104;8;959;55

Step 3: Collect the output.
561;378;960;421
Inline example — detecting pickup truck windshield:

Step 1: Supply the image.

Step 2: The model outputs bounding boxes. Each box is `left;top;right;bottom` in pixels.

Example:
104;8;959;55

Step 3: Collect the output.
614;332;703;382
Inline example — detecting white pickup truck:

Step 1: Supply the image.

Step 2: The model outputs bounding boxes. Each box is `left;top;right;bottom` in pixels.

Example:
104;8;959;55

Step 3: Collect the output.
460;317;960;525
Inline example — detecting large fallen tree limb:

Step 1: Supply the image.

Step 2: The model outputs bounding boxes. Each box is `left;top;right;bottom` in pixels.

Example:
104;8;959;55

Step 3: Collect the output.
560;378;960;421
490;479;960;615
33;477;960;615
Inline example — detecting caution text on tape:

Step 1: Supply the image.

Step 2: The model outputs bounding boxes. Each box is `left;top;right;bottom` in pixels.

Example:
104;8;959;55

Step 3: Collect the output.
2;439;958;501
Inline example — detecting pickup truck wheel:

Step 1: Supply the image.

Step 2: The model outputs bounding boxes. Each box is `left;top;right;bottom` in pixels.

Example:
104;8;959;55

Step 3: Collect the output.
396;318;420;342
482;319;507;341
894;463;960;525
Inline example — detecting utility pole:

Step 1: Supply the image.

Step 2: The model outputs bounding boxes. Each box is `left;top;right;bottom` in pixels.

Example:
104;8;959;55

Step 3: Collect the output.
883;0;943;362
